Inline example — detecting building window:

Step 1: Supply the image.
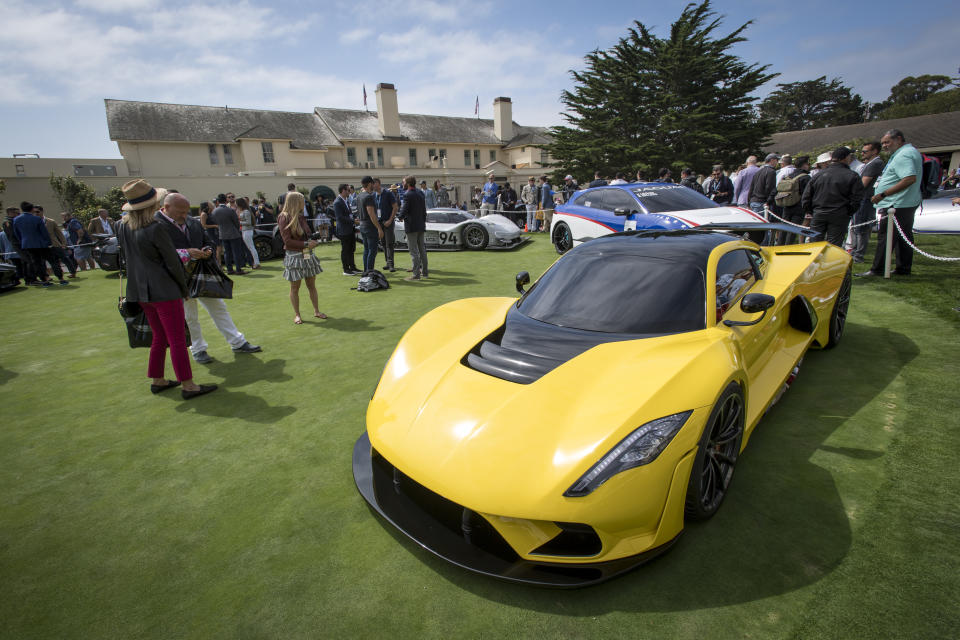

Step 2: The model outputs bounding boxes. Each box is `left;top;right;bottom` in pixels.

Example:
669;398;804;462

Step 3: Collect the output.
473;149;480;167
209;144;219;165
464;150;471;167
540;149;548;165
428;148;436;160
347;147;356;166
15;164;25;176
366;147;374;165
439;148;447;159
522;146;527;152
408;148;417;167
262;142;275;164
222;144;234;165
377;148;384;168
489;150;497;163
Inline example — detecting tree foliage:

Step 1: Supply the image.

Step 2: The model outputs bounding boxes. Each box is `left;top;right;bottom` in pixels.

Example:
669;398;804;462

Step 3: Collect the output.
870;74;959;119
545;1;777;181
49;175;126;224
760;76;867;131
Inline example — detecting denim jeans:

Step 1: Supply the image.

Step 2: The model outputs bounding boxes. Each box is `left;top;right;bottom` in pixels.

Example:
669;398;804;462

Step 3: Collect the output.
360;227;379;272
749;201;766;218
525;204;538;232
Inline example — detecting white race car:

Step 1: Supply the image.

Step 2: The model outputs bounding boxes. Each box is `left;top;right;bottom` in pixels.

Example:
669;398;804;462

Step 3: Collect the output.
394;208;525;250
914;189;960;234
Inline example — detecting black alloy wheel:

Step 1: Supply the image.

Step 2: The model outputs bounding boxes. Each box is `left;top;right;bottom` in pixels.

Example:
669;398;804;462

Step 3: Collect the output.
685;382;744;521
254;236;274;262
552;221;573;255
462;223;489;250
826;268;852;348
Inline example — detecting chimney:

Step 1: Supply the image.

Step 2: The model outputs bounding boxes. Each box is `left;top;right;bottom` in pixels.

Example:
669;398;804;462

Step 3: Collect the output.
493;96;513;142
375;83;401;138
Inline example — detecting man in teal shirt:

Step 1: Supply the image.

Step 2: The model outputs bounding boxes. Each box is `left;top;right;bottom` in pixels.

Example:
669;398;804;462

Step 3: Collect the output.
859;129;922;277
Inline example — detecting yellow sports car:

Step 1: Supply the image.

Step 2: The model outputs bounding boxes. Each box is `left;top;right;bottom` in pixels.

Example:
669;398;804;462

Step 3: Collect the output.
353;224;852;586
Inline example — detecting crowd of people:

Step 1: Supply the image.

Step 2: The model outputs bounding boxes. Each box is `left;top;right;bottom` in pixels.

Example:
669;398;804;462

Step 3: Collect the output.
74;174;438;399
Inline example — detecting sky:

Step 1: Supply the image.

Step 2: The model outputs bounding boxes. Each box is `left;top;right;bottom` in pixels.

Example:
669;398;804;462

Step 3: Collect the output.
0;0;956;159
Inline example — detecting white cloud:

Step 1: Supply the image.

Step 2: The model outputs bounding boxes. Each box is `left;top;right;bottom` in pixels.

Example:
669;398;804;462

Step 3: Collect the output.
74;0;159;12
340;27;373;44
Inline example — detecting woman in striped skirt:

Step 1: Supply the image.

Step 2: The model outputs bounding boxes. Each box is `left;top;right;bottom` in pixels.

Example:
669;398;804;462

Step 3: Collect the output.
278;191;325;325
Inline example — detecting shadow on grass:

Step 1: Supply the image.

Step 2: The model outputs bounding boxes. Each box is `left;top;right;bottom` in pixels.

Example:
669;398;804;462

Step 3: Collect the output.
172;387;296;423
316;317;381;332
0;366;18;385
367;321;918;612
202;357;291;386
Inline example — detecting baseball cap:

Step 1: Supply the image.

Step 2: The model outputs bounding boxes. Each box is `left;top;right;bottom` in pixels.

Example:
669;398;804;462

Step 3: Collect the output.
764;153;780;162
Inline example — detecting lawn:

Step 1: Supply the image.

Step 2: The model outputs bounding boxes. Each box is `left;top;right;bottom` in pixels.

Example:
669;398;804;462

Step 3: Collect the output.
1;232;959;639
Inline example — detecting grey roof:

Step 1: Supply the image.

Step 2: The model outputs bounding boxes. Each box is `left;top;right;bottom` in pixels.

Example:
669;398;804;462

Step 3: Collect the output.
504;126;552;149
763;110;960;154
315;107;550;146
105;99;340;149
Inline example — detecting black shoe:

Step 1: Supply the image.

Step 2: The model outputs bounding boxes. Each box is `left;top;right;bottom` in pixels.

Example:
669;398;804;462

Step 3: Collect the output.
388;267;397;272
232;341;262;353
58;280;69;286
182;384;218;400
350;269;363;275
856;270;879;277
150;380;181;394
194;351;213;364
892;270;911;276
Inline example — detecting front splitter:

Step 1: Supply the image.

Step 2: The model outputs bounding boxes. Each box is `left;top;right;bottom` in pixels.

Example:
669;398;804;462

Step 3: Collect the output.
352;431;678;588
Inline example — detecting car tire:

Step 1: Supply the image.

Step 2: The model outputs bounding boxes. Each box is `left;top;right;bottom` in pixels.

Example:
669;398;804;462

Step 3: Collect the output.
684;381;744;521
552;221;573;254
254;236;274;262
462;223;488;250
825;268;852;349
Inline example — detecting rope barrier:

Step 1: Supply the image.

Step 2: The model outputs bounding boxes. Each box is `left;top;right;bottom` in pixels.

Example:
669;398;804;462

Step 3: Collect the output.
890;212;960;262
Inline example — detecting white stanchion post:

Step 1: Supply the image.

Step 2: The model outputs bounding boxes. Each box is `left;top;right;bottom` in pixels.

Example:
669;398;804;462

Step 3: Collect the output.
883;208;894;279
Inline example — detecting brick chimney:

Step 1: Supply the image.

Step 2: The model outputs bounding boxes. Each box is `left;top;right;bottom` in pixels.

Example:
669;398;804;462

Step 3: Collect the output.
493;97;513;142
375;83;401;138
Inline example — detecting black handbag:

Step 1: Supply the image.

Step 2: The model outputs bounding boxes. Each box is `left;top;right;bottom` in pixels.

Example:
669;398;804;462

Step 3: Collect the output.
118;272;151;348
186;257;233;299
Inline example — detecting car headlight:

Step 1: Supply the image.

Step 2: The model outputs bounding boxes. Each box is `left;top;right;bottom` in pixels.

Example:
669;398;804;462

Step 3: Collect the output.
564;411;692;497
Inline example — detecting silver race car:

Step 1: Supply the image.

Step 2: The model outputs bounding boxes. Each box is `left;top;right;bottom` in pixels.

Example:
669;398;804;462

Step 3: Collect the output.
395;209;525;250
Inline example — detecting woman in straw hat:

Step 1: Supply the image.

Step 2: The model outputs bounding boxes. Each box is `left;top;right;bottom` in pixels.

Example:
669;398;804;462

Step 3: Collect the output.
118;179;217;399
277;190;325;325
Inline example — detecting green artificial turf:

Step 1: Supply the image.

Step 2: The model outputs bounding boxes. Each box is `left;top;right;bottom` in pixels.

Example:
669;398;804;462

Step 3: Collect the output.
1;233;959;639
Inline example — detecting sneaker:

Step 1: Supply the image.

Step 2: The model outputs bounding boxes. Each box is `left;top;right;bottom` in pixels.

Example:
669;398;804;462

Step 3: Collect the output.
58;280;69;286
194;351;213;364
856;270;879;277
232;341;262;353
41;281;52;288
343;271;357;276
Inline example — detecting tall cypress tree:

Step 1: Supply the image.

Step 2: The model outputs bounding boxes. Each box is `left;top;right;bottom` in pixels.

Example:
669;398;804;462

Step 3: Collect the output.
546;1;776;180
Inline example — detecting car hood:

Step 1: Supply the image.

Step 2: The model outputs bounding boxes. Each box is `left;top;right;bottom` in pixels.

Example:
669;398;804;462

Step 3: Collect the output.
367;298;727;515
665;206;765;226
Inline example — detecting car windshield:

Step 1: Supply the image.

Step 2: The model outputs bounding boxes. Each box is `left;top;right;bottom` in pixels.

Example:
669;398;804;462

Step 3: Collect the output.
517;251;706;334
631;185;718;213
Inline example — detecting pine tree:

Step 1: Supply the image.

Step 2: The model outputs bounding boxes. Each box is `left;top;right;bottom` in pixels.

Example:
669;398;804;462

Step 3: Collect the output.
546;1;776;181
760;76;867;131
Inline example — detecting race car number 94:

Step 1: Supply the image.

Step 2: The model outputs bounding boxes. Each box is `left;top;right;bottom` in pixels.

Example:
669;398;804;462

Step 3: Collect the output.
437;231;457;245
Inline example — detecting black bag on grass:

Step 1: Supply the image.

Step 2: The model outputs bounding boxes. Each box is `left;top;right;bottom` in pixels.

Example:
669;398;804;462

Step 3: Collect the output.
354;269;390;292
186;258;233;299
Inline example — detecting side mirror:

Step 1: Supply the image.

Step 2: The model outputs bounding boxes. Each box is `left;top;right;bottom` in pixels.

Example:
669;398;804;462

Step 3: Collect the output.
723;293;775;327
516;271;530;294
613;208;636;216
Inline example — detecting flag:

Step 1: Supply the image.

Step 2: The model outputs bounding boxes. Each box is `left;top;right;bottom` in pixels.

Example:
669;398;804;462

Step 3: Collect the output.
363;84;368;109
474;96;479;117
